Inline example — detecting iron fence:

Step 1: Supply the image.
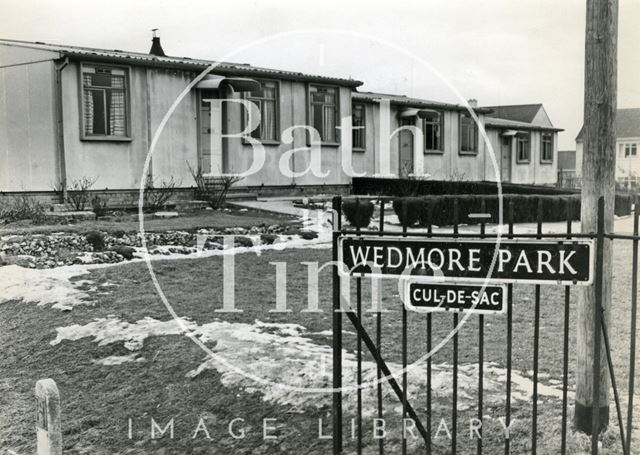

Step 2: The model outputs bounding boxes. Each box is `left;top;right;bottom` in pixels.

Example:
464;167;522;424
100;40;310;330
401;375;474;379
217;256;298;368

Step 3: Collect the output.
331;195;639;455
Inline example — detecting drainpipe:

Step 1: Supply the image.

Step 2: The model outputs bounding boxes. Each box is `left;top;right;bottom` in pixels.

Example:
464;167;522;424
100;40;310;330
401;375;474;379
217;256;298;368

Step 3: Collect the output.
54;57;69;202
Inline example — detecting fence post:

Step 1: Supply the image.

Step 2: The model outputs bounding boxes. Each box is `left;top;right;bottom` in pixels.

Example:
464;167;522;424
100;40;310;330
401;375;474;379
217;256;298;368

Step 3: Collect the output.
332;196;342;454
35;378;62;455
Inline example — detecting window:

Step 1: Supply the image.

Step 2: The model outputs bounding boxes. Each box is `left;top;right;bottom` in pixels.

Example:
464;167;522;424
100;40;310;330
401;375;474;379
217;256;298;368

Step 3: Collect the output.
309;85;338;143
459;113;477;154
624;143;638;157
245;80;278;142
424;110;444;152
541;132;553;163
517;133;531;162
81;65;129;139
352;103;366;150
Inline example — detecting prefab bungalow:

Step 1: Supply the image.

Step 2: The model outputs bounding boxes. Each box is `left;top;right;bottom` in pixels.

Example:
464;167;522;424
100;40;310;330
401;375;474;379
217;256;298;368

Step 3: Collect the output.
351;92;495;181
350;94;562;184
482;104;562;185
0;37;362;200
0;36;563;206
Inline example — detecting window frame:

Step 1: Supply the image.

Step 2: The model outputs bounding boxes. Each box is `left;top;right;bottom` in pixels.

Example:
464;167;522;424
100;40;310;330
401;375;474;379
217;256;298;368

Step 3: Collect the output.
424;110;445;154
624;143;638;157
540;131;554;164
458;112;478;155
516;132;531;164
307;84;340;146
351;102;366;152
78;62;132;142
242;78;281;145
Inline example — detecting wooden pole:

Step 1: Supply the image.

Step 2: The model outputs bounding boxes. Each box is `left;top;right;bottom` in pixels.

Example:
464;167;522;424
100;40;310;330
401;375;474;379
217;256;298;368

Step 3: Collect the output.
574;0;618;436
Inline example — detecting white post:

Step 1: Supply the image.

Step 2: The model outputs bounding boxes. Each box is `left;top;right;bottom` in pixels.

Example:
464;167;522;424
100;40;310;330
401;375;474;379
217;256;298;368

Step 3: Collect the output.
36;379;62;455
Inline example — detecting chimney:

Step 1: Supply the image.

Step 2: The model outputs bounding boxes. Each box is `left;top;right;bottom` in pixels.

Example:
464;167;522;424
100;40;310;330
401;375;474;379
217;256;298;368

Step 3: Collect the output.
468;99;478;108
149;29;166;57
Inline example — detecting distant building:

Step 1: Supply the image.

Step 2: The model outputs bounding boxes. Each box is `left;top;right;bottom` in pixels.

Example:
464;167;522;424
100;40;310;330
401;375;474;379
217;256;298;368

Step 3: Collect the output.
576;108;640;186
482;104;562;185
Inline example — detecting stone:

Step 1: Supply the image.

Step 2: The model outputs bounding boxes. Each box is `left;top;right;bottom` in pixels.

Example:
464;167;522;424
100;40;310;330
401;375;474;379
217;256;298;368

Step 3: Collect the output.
35;379;62;455
153;211;179;219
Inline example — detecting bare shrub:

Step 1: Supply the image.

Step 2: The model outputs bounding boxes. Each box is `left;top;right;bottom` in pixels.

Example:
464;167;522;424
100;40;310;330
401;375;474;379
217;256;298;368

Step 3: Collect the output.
143;175;179;212
91;192;110;218
0;195;47;224
187;162;243;209
67;177;97;211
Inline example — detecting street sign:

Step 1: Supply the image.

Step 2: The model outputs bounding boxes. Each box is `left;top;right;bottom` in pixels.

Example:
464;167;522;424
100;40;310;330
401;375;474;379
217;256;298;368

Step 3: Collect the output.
404;281;507;314
338;236;594;285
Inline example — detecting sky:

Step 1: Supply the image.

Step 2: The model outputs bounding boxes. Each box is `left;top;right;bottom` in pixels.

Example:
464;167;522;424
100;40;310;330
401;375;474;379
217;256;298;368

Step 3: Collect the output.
1;0;639;150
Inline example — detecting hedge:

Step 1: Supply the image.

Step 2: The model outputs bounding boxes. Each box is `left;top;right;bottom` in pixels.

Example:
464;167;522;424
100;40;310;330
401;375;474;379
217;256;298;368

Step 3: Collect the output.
353;177;578;197
389;194;634;226
342;198;375;229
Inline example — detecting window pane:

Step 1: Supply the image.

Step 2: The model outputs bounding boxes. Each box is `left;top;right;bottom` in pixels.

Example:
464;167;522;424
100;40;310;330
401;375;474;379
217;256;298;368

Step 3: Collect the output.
312;104;324;140
262;100;276;141
108;90;126;136
88;89;106;135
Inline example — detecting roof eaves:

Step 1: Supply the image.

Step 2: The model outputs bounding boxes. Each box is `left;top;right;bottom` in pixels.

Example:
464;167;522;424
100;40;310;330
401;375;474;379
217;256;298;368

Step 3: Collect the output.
61;50;364;87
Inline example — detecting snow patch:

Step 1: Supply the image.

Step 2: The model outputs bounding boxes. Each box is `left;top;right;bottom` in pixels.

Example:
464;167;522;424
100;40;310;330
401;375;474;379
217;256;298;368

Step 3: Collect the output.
0;264;93;310
51;315;571;414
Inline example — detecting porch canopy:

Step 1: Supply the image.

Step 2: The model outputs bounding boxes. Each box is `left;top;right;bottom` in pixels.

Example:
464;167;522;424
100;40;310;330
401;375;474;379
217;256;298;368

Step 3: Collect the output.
196;75;260;92
397;108;440;119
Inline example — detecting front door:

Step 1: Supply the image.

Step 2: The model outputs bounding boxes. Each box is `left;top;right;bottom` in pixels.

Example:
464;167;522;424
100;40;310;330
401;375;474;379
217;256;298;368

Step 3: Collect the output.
198;89;222;174
399;118;414;177
500;136;512;182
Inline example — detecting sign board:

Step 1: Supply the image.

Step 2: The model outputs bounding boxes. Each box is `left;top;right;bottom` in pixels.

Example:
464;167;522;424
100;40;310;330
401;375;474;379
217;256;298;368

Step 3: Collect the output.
404;281;506;314
338;236;594;285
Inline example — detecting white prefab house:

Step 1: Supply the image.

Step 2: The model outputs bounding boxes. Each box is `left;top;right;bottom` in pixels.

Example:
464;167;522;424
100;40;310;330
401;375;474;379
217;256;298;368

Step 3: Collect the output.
0;37;564;202
575;108;640;186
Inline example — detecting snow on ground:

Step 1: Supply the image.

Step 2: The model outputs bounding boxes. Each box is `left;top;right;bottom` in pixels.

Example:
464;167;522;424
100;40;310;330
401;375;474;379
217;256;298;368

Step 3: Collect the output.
0;264;94;310
50;315;571;416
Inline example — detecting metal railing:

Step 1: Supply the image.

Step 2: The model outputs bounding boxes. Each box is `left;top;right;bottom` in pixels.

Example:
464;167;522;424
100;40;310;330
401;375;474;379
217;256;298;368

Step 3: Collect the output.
331;195;639;455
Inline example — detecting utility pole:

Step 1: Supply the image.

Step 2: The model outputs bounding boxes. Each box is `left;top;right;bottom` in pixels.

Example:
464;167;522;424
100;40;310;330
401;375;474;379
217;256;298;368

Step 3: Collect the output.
575;0;618;437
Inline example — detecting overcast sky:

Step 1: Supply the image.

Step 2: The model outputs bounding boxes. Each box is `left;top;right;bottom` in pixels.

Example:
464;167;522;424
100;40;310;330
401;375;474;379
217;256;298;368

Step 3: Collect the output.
2;0;639;149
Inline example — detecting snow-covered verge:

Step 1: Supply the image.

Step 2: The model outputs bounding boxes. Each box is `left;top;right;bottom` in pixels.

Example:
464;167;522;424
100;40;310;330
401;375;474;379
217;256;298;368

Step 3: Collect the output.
50;315;571;416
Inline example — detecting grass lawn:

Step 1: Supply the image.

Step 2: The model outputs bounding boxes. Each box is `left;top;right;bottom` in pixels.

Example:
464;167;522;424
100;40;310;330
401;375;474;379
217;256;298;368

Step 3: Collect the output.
1;229;638;454
0;206;297;235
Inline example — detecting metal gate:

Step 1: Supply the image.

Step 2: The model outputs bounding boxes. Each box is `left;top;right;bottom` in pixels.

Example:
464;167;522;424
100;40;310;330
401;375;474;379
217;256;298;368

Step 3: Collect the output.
331;195;639;455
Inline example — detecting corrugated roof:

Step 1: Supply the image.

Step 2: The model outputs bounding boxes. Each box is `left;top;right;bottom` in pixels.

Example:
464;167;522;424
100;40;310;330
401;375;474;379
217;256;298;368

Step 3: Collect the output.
484;116;563;132
353;91;493;113
483;104;543;123
0;38;363;87
576;108;640;141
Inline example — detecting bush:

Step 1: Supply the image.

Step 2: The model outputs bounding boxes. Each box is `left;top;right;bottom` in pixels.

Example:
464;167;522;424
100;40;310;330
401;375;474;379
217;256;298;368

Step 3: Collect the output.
342;198;374;229
392;197;423;227
91;193;110;218
260;234;278;245
112;245;136;260
144;175;179;212
300;231;319;240
0;195;46;224
234;236;253;248
187;162;243;209
67;177;97;211
85;231;105;251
